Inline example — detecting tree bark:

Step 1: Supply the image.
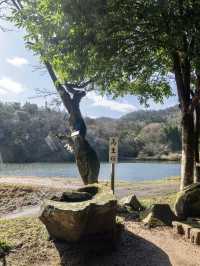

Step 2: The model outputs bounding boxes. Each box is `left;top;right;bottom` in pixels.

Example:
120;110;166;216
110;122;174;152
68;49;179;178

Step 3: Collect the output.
68;95;100;184
173;52;195;190
194;105;200;182
180;112;195;190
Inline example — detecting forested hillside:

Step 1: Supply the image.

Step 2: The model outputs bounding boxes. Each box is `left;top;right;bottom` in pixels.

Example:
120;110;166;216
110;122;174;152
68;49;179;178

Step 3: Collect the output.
0;102;181;163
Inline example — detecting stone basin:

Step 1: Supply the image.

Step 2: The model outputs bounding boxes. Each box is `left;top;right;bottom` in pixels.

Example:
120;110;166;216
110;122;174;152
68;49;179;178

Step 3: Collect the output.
39;184;117;242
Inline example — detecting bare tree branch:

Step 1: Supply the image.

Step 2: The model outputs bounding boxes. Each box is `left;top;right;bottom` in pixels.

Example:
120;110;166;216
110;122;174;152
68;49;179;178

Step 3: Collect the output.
10;0;21;11
29;88;57;99
44;61;73;112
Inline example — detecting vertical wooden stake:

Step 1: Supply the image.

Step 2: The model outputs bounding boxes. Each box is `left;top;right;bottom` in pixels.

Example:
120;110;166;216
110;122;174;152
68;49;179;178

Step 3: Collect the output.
111;163;115;193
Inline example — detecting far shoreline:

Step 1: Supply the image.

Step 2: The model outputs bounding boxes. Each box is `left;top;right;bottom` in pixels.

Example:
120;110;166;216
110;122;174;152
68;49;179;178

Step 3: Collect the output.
0;157;181;164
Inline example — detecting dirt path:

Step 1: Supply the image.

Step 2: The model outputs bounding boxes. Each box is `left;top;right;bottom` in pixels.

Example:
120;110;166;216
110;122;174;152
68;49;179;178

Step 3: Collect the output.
0;176;81;190
124;222;200;266
1;205;41;220
116;182;179;198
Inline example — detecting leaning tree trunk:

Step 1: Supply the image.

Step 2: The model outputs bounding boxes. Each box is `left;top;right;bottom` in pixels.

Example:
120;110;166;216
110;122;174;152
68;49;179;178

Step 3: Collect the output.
67;94;100;185
180;112;195;190
194;105;200;183
44;61;100;185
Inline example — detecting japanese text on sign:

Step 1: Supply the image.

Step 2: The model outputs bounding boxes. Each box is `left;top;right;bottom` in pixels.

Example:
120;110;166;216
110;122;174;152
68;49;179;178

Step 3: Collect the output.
109;137;118;163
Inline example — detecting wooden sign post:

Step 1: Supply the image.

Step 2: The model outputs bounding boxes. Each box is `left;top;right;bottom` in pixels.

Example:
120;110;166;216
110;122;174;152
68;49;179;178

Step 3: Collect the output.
109;137;118;193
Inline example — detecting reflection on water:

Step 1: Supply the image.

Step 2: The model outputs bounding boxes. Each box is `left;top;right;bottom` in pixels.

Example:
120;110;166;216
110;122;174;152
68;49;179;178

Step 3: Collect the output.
0;162;180;181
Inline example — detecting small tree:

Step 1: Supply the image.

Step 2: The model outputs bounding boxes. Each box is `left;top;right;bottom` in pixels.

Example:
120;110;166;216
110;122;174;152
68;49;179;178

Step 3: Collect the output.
55;0;200;190
8;0;100;184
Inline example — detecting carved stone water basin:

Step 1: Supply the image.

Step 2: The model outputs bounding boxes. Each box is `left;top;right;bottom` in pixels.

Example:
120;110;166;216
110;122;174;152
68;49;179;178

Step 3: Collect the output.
39;184;117;242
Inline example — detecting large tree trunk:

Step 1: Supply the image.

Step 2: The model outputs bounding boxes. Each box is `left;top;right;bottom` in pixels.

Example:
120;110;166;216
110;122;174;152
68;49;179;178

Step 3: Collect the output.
194;105;200;182
180;112;195;190
173;52;196;190
68;103;100;185
74;137;100;184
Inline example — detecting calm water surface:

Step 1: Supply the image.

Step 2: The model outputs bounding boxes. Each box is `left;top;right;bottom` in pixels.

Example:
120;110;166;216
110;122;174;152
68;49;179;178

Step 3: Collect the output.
0;162;180;181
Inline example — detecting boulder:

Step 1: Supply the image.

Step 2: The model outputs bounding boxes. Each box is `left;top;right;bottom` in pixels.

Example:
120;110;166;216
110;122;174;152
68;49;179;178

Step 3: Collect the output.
142;204;176;228
175;183;200;219
118;194;144;212
39;184;117;242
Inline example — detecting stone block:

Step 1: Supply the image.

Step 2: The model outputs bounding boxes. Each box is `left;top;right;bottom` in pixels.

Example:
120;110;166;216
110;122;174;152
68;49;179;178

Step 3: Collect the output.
190;228;200;245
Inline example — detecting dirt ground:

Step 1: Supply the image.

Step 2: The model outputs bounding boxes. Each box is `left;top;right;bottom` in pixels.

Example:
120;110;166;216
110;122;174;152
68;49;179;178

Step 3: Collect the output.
0;217;200;266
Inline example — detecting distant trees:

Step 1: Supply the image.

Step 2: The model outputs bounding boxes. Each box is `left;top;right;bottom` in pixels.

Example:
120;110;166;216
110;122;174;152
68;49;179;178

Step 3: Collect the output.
0;102;71;163
163;125;181;152
0;102;181;163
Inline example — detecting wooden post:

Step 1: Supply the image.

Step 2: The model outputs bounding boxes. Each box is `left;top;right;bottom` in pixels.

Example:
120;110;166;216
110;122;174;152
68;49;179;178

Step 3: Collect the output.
111;163;115;193
109;137;118;194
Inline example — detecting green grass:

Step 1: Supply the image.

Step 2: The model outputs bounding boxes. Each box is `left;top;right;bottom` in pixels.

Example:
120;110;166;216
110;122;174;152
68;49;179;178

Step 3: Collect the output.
136;176;180;185
140;192;177;209
0;240;12;255
0;218;54;265
115;176;180;188
0;218;48;247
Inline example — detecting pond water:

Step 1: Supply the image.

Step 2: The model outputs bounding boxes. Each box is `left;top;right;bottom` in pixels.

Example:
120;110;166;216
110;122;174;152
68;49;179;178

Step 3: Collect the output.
0;161;180;181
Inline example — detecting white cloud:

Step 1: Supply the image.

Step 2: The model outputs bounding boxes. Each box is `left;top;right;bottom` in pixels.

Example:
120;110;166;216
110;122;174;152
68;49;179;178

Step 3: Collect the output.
86;92;137;113
0;88;6;95
6;56;29;67
0;77;26;94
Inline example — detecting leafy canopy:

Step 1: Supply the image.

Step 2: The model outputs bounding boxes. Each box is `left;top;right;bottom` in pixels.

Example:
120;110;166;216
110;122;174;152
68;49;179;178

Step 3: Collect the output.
10;0;94;86
10;0;200;105
45;0;200;104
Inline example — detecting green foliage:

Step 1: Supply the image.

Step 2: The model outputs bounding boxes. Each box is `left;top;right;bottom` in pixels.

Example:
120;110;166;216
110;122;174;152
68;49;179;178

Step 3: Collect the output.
163;125;181;152
9;0;200;107
41;0;200;102
0;240;12;254
9;0;175;104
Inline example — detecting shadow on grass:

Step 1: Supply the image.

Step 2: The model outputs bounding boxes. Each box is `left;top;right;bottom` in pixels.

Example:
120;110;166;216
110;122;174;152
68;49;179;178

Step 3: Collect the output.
54;229;172;266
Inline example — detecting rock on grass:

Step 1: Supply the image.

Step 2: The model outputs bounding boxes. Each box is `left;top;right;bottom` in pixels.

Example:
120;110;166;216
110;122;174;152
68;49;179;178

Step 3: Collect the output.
142;204;177;228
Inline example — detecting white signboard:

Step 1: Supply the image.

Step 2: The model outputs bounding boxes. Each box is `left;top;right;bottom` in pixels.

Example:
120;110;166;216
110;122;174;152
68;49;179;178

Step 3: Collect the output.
71;130;80;137
109;137;118;163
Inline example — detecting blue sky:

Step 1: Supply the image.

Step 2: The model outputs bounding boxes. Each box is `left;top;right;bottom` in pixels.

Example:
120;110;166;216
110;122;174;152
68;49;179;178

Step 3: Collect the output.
0;21;178;118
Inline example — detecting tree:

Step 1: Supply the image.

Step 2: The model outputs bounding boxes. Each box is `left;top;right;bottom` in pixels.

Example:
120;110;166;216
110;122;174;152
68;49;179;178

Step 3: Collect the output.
52;0;200;190
163;125;181;152
8;0;100;184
